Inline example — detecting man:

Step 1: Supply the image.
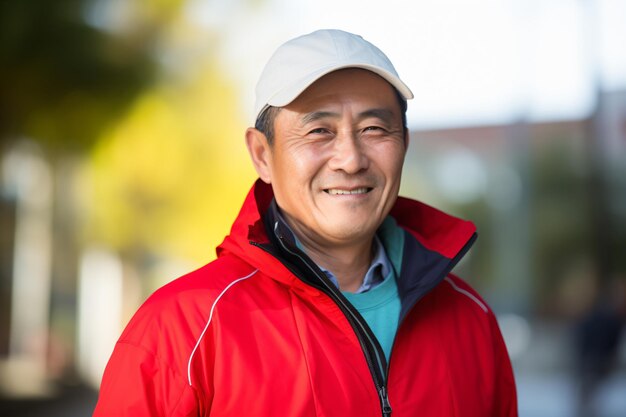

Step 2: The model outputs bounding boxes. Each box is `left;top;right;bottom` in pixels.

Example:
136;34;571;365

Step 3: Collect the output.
94;29;517;416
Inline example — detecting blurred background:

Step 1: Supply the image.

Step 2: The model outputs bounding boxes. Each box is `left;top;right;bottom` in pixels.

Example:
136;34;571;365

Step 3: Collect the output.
1;0;625;416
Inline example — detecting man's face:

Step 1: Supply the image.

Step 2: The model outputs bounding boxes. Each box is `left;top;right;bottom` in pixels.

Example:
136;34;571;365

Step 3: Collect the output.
256;68;407;248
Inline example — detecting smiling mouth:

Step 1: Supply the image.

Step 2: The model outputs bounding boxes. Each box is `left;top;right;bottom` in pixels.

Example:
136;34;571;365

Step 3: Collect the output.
324;187;372;195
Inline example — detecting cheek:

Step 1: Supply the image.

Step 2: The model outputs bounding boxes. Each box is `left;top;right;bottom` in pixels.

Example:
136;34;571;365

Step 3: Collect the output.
282;147;326;183
269;149;323;200
373;144;406;179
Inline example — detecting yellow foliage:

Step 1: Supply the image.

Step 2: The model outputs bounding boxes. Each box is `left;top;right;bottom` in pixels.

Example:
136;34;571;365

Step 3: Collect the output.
85;64;257;263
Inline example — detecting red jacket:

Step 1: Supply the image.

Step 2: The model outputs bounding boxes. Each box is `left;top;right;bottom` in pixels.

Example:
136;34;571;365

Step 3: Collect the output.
94;180;517;417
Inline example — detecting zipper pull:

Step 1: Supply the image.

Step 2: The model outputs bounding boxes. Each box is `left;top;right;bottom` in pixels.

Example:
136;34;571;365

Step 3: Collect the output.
379;386;392;417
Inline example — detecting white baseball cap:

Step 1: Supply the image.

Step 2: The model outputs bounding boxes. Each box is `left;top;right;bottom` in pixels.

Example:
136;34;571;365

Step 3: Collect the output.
254;29;414;120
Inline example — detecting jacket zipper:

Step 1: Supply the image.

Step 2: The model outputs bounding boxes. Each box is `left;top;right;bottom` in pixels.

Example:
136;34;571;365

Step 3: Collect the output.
251;231;392;417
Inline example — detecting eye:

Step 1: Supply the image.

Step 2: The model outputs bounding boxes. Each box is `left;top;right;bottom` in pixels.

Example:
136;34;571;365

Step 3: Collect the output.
308;127;330;135
362;126;387;134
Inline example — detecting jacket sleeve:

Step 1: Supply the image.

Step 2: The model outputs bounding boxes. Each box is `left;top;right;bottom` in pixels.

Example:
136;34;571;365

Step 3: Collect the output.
488;310;519;417
92;341;199;417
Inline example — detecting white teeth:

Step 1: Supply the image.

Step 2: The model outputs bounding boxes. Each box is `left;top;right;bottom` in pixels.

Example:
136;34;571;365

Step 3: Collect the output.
327;188;369;195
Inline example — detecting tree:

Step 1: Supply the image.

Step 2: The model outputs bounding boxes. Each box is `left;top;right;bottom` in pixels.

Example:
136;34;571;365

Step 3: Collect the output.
0;0;183;152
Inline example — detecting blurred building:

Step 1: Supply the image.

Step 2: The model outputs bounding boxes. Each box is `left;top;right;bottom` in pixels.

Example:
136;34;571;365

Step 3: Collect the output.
406;88;626;316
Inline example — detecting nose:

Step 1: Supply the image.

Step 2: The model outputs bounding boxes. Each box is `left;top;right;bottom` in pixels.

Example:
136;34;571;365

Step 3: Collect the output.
327;130;369;174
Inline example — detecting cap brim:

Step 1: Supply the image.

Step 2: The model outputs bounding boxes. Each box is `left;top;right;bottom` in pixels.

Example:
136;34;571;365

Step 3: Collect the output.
266;63;414;109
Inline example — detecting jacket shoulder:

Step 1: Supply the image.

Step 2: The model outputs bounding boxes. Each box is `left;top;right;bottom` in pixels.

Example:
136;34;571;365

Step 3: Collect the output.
145;255;257;308
440;273;491;314
116;255;258;363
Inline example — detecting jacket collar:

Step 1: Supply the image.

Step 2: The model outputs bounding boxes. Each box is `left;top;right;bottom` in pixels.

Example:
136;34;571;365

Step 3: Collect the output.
217;179;476;285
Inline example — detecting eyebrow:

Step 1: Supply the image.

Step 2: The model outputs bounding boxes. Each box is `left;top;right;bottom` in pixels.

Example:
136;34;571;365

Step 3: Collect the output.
300;111;340;125
300;108;396;125
358;108;396;124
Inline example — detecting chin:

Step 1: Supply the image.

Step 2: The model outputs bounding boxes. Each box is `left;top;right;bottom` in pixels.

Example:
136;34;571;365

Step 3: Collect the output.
325;224;376;242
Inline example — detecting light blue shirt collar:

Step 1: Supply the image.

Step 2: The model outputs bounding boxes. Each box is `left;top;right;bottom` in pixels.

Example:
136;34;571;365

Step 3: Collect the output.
322;235;391;294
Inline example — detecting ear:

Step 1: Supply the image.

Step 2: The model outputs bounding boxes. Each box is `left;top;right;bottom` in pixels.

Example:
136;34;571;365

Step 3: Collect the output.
245;127;272;184
403;128;410;156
